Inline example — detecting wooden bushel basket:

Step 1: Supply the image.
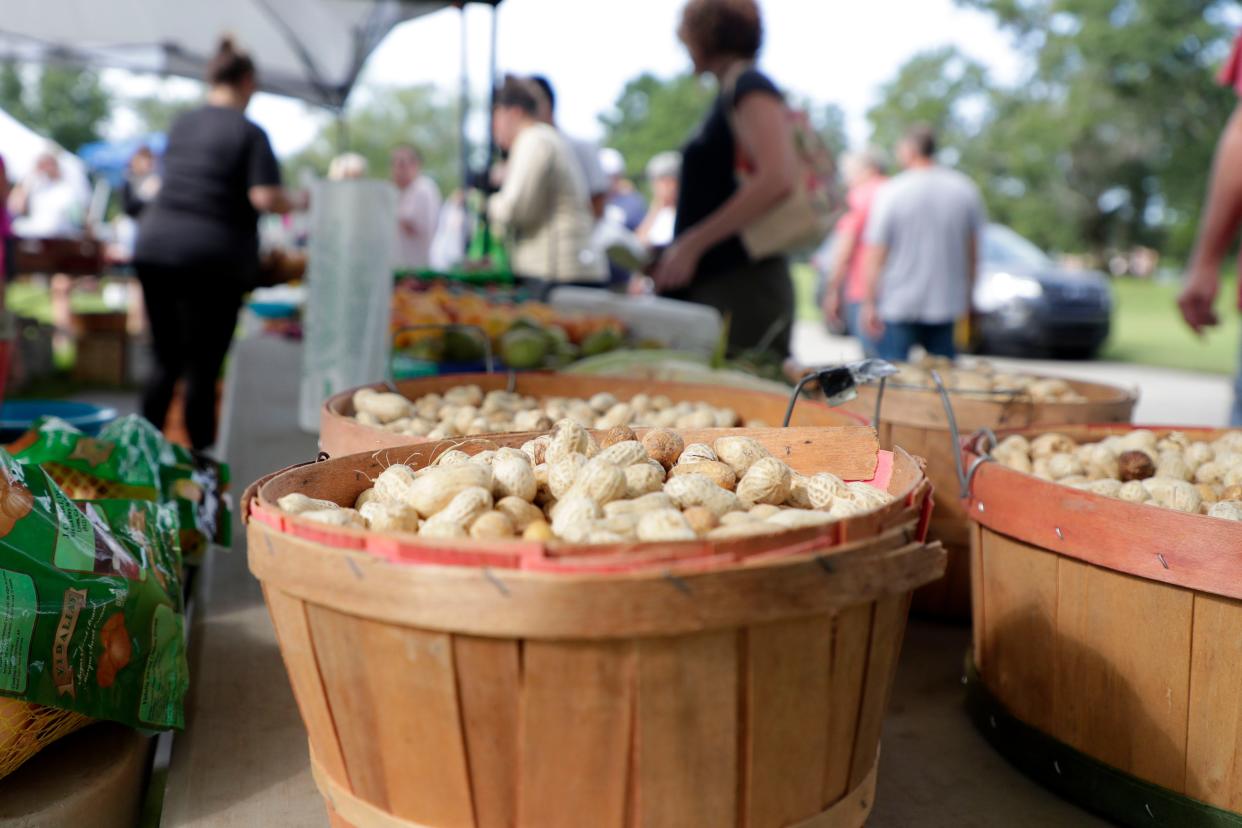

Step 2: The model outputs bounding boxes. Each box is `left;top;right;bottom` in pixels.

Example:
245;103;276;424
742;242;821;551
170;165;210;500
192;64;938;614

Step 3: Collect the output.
963;425;1242;826
246;427;944;828
842;376;1135;620
319;372;865;458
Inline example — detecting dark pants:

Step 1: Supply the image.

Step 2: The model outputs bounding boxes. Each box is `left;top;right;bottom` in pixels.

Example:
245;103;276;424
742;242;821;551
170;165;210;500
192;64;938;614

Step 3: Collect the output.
670;257;794;358
136;264;243;451
876;320;957;362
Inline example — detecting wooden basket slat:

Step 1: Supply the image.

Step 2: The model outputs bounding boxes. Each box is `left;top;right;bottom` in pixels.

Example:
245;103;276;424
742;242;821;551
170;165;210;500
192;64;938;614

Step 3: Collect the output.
634;631;739;827
1185;594;1242;811
744;615;836;828
973;530;1058;734
307;606;476;826
822;603;873;806
848;594;910;790
517;640;635;828
1051;557;1192;794
261;585;352;791
452;636;520;828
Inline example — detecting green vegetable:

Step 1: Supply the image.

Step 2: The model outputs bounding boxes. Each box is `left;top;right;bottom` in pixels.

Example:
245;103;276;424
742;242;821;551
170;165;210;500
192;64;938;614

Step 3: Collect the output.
443;328;487;363
580;328;623;357
500;327;550;369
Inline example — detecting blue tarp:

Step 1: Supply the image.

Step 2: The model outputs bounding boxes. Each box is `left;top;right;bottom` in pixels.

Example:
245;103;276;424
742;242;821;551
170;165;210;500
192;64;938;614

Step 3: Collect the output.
77;133;167;187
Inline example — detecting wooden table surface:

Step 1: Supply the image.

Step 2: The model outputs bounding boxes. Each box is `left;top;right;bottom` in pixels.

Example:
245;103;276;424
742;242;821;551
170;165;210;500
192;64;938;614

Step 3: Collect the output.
160;336;327;827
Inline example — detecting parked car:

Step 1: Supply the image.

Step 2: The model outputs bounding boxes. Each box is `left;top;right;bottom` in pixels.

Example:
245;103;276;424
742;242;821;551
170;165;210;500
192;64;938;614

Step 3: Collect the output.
973;224;1112;359
815;224;1112;359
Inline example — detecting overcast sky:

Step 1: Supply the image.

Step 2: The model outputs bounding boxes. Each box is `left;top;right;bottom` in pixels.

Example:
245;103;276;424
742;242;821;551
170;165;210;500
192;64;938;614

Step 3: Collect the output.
111;0;1028;159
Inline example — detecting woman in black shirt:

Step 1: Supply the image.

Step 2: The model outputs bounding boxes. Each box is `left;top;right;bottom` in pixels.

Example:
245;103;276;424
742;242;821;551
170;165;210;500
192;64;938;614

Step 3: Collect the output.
134;38;301;451
652;0;797;358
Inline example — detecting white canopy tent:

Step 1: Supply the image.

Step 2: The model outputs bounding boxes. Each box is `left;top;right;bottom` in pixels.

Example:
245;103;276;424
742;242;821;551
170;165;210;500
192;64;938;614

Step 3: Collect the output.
0;106;89;191
0;0;499;110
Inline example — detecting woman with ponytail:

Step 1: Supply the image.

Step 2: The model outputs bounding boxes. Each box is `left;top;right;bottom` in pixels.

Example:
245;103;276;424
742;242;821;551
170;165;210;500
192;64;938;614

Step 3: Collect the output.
134;36;302;453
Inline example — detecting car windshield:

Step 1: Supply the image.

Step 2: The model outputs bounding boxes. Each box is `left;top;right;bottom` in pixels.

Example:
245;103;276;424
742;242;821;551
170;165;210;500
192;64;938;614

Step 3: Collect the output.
982;224;1054;269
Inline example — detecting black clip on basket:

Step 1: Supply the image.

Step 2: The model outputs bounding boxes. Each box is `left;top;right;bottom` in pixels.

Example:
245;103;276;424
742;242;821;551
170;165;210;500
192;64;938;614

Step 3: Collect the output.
782;359;898;428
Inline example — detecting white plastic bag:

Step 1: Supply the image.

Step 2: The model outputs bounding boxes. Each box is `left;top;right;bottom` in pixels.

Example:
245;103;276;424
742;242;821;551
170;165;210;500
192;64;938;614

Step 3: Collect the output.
298;181;397;432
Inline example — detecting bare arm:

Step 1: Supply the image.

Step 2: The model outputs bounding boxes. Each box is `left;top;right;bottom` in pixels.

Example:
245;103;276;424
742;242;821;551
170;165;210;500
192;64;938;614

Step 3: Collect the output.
1189;106;1242;274
966;228;978;301
1180;104;1242;332
651;91;795;290
859;243;889;340
249;186;302;215
7;184;28;218
824;232;857;297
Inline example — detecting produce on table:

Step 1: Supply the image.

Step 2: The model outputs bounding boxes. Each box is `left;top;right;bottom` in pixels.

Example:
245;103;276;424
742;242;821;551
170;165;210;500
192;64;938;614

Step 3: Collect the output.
993;428;1242;518
277;424;894;543
349;384;771;439
391;284;625;369
566;349;800;395
890;356;1088;402
0;449;188;779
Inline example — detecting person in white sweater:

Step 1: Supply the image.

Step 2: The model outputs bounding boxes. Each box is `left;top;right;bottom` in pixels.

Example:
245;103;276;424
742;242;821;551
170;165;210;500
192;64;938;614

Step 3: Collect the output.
488;76;605;283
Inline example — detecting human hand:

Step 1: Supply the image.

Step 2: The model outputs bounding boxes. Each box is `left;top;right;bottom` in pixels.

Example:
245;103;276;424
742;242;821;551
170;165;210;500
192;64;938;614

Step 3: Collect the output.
822;287;842;326
1178;267;1221;335
860;301;885;340
650;235;704;293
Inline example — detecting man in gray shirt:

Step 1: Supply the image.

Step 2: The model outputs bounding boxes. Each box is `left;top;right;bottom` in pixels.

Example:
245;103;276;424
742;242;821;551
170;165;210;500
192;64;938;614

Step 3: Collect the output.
860;125;986;361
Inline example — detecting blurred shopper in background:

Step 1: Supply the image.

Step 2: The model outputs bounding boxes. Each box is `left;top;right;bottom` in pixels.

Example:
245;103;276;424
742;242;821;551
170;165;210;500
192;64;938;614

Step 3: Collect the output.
134;36;303;452
820;147;888;355
390;145;441;270
1180;32;1242;426
0;155;10;283
328;152;369;181
530;75;609;220
488;75;605;283
636;151;681;248
860;125;985;361
599;148;646;231
8;151;86;238
120;146;161;219
653;0;797;358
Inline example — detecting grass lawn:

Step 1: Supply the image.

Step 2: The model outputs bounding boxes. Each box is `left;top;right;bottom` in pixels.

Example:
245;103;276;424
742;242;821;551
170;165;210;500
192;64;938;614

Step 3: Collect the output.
790;263;1238;376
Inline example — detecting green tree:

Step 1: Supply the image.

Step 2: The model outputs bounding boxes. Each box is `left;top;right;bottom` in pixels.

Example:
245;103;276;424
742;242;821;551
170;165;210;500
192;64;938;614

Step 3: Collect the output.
955;0;1237;258
865;47;990;157
0;63;110;152
598;73;714;179
285;84;461;192
126;93;197;134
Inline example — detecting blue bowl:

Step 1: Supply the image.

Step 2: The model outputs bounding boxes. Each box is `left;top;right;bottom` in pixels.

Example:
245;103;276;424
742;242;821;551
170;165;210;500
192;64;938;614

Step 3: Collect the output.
0;400;119;443
248;301;299;319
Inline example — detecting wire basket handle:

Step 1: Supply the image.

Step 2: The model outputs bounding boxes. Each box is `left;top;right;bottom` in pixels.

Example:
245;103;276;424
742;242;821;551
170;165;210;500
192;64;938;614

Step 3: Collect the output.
782;359;897;428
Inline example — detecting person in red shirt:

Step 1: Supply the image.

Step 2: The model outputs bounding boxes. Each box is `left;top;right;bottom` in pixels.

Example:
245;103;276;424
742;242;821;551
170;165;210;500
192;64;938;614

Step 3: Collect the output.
1180;34;1242;425
820;148;888;354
